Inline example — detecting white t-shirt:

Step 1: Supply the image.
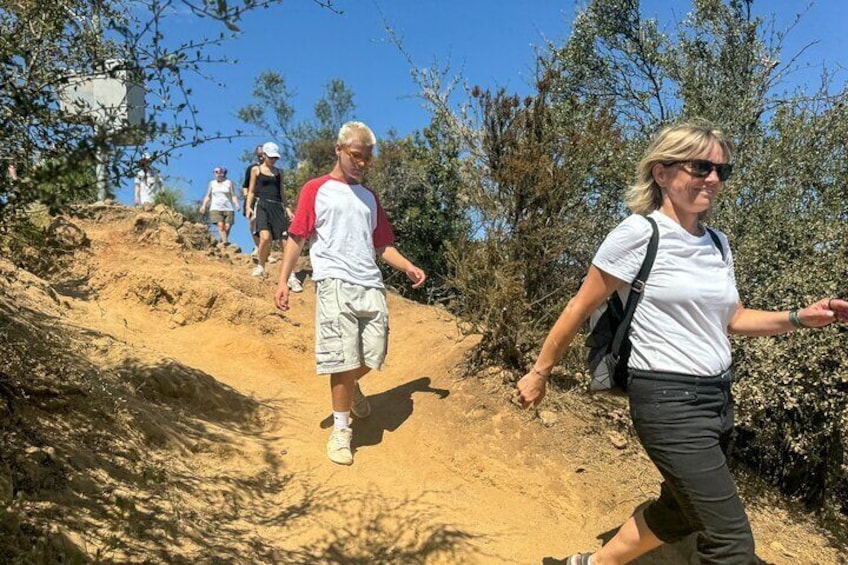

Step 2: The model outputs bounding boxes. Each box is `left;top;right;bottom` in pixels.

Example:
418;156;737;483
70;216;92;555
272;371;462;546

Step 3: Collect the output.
592;210;739;375
288;175;396;289
135;168;162;205
206;179;235;211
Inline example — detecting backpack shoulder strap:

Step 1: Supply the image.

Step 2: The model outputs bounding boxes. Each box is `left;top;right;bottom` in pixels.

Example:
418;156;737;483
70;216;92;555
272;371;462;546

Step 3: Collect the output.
610;216;659;355
705;227;725;261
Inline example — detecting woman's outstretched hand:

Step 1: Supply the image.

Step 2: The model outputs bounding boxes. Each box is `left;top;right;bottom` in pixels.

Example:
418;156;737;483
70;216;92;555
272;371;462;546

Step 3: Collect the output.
799;298;848;327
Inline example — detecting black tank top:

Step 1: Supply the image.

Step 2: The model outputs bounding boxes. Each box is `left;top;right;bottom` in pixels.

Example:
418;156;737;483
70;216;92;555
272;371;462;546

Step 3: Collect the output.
254;170;283;202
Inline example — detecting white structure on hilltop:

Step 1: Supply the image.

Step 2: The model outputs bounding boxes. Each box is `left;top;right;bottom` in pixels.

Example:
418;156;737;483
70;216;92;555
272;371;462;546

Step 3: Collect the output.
59;59;146;200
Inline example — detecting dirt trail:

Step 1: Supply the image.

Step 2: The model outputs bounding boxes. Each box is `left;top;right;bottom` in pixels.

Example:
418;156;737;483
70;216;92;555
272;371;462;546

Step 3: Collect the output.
16;205;842;563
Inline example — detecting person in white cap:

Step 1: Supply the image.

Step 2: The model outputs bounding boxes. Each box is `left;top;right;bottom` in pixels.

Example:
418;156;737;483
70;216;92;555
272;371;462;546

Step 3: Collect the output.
273;121;426;465
245;141;301;291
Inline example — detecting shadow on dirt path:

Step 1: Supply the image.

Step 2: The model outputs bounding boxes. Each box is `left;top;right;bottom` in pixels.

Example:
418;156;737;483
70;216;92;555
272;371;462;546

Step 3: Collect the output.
318;376;450;449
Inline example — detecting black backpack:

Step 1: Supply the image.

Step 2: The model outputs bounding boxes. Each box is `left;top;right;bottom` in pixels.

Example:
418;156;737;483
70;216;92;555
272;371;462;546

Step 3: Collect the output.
584;217;724;392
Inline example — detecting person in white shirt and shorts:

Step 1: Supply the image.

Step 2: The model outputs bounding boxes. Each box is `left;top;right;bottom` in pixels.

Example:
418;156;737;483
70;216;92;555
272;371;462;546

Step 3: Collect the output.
272;122;427;466
200;166;239;245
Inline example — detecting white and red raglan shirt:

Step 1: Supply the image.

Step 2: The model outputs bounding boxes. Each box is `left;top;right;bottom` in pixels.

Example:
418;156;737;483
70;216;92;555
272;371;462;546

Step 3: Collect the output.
288;175;396;289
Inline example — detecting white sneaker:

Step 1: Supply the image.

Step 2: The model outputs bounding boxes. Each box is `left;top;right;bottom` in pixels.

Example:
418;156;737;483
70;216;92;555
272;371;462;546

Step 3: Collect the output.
351;382;371;419
288;273;303;293
267;255;280;264
327;427;353;465
250;248;259;263
251;265;265;277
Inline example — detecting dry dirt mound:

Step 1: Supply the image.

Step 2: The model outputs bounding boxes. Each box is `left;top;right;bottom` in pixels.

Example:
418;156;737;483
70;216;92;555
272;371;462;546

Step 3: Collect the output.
0;203;843;564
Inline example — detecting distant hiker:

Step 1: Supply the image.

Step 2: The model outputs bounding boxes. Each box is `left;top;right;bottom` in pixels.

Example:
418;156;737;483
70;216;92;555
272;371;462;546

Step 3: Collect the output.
241;144;264;260
273;121;426;466
199;166;240;245
133;153;162;207
245;141;300;290
515;120;848;565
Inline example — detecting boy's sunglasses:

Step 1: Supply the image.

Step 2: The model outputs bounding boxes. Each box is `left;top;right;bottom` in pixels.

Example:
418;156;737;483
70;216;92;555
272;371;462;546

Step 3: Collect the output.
667;159;733;181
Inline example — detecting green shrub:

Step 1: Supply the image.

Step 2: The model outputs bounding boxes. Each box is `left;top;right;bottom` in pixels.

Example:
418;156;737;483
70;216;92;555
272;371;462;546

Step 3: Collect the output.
154;186;204;224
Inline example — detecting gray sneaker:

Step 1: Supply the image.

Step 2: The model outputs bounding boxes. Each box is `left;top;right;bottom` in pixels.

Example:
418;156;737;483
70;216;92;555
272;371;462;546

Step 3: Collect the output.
351;382;371;419
327;427;353;465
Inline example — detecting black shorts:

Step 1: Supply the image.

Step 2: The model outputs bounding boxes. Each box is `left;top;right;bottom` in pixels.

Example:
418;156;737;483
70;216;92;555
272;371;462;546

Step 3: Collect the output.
628;369;755;563
252;198;288;241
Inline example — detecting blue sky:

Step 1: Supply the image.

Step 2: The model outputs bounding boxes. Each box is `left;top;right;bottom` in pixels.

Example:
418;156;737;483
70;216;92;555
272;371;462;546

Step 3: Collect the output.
117;0;848;253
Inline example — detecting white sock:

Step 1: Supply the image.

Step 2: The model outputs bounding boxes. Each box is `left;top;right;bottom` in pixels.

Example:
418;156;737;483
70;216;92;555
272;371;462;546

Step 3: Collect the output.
333;411;350;430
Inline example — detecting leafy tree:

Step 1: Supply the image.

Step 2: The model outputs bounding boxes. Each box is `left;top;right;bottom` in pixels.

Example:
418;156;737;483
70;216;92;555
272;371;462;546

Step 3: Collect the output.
727;100;848;511
444;85;627;368
367;115;468;303
294;79;356;176
154;185;205;224
0;0;339;228
235;71;298;167
236;75;356;199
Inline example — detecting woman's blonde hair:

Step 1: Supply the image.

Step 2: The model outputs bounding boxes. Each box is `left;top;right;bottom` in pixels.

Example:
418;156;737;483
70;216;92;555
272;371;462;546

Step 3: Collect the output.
337;121;376;147
625;120;735;215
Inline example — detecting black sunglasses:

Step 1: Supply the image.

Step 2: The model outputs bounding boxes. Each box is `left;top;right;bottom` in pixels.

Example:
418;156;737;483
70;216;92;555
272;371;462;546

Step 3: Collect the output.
667;160;733;181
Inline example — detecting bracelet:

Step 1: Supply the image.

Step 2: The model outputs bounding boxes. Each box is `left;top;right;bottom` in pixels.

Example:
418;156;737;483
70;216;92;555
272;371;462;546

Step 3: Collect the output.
531;367;550;380
789;309;805;328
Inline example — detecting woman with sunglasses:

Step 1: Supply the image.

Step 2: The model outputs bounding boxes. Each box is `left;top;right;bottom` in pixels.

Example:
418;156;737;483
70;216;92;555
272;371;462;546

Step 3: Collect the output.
516;120;848;565
200;166;240;245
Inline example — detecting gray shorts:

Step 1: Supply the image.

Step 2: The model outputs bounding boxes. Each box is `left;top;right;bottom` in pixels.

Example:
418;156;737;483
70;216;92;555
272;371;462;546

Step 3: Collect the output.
315;278;389;375
209;210;234;224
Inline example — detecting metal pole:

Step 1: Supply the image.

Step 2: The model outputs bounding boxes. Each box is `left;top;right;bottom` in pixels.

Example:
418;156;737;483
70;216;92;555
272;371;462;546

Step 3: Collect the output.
95;132;110;201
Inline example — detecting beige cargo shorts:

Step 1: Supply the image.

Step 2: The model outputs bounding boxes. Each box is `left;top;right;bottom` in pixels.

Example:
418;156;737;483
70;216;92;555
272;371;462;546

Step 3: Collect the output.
314;278;389;375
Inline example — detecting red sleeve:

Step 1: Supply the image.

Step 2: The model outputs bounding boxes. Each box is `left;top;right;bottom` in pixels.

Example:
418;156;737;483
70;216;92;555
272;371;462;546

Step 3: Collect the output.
288;176;325;239
371;192;396;249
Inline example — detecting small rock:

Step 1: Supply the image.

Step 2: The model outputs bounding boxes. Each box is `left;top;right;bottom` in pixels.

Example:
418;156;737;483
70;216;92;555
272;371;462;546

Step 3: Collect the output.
607;431;628;449
769;541;796;558
538;410;558;427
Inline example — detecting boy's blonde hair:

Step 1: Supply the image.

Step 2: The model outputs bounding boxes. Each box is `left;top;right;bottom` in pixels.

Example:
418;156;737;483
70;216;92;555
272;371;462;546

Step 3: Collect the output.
337;121;376;147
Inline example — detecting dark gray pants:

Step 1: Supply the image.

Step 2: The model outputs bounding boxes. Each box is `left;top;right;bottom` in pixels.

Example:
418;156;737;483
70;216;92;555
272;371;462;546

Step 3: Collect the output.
628;369;756;564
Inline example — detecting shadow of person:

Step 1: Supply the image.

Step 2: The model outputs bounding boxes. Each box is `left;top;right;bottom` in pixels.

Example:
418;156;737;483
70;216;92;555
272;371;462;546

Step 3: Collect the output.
319;377;449;450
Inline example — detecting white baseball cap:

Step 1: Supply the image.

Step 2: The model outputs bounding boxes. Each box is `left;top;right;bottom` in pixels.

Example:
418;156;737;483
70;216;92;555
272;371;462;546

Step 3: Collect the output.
262;142;281;159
